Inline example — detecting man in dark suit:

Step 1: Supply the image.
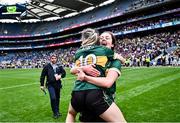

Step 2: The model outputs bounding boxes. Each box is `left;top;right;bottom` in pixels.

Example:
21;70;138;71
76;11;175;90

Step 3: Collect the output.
40;54;66;119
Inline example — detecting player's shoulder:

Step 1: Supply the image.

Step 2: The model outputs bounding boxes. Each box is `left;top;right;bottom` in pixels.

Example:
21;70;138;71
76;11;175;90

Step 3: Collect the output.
112;59;121;63
76;47;83;53
111;59;122;67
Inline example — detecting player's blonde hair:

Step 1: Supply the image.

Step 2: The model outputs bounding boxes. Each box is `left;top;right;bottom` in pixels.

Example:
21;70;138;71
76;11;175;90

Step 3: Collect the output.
81;28;99;47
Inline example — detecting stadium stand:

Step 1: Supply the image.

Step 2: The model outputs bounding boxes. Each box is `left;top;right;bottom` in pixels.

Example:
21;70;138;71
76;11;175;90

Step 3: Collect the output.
0;0;179;69
0;29;179;69
0;0;176;37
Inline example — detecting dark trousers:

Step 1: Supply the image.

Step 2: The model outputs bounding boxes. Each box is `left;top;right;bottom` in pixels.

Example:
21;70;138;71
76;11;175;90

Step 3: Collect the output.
147;62;150;67
47;84;61;114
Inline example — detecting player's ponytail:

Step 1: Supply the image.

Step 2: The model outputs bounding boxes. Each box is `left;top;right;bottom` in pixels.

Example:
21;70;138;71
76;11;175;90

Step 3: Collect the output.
81;28;99;47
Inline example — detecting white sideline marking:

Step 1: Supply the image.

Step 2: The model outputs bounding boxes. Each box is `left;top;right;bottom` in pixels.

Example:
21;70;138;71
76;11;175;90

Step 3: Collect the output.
0;83;37;90
0;77;75;90
0;67;179;90
0;68;135;90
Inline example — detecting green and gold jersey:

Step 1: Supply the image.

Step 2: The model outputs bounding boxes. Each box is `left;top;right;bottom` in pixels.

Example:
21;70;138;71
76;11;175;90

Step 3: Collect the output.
105;59;122;101
73;45;114;91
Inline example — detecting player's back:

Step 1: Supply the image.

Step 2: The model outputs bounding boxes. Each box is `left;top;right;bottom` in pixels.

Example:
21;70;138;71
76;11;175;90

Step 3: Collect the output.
73;45;114;91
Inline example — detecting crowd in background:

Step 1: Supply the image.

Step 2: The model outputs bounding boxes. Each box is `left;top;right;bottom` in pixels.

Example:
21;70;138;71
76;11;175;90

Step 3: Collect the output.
109;17;179;34
0;47;78;69
115;31;179;67
0;0;169;36
0;0;179;69
0;15;179;49
126;0;166;11
0;30;179;69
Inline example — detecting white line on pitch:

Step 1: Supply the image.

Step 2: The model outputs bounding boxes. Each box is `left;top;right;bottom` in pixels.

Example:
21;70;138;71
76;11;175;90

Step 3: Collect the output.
0;77;76;90
0;83;38;90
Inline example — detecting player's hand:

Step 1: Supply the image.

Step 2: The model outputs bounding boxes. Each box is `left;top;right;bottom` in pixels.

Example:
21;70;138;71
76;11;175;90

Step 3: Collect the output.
77;69;85;81
82;64;100;77
114;53;126;64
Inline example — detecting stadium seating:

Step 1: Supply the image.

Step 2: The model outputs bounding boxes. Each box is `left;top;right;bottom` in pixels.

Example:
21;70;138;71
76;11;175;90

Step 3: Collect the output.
0;0;179;68
0;0;169;37
0;29;179;68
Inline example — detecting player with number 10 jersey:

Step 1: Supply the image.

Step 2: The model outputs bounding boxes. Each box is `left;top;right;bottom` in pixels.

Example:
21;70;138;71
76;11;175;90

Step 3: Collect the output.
73;45;114;91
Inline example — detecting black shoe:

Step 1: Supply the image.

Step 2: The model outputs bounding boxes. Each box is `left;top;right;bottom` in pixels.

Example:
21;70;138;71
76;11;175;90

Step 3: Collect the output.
57;112;62;116
53;113;60;119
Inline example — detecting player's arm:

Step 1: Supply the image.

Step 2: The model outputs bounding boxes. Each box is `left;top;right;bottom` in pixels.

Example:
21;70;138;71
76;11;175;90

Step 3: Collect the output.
114;53;126;64
78;69;120;88
70;65;100;77
70;66;81;75
78;60;121;88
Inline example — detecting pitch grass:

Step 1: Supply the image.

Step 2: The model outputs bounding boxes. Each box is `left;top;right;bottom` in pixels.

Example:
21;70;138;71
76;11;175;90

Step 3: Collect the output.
0;67;180;122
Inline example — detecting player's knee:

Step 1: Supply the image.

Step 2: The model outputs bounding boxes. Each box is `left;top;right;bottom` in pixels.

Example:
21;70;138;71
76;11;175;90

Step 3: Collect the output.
68;106;77;116
68;109;76;116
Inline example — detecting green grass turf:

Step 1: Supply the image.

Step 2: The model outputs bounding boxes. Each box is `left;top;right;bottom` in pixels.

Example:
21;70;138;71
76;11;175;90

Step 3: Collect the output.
0;67;179;122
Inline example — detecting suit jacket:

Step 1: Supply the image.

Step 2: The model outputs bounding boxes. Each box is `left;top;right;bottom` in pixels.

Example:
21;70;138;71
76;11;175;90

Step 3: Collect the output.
40;63;66;87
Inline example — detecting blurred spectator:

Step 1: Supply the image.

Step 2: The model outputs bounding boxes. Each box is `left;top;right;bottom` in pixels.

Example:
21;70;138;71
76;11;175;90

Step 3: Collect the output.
0;30;179;68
